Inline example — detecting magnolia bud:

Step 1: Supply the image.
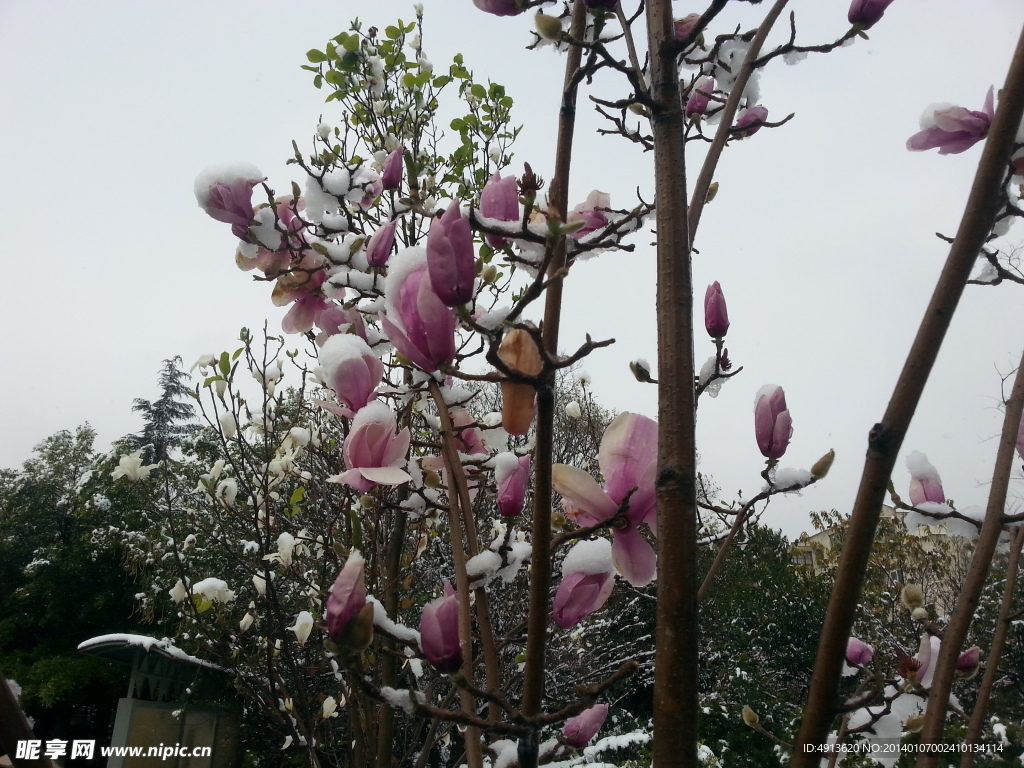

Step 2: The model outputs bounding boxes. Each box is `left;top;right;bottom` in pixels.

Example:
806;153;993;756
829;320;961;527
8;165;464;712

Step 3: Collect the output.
900;584;924;609
705;182;719;203
535;12;563;40
498;329;543;435
424;470;442;488
810;449;835;479
741;705;759;727
360;494;377;509
482;265;498;283
905;714;925;733
911;607;930;621
630;358;655;383
335;602;375;655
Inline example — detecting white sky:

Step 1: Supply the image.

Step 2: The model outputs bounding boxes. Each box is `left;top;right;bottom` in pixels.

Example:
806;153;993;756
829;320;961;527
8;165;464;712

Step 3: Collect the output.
1;1;1022;539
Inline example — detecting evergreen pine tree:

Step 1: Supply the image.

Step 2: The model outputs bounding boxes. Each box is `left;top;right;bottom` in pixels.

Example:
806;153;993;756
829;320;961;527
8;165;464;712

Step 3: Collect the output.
129;356;197;463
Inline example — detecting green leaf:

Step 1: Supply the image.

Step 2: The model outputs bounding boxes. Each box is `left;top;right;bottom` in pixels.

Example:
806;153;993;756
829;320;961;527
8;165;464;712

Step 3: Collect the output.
432;75;452;88
203;376;224;389
385;25;401;40
289;487;306;506
342;35;360;52
450;117;465;131
471;83;486;99
403;72;417;88
306;49;328;63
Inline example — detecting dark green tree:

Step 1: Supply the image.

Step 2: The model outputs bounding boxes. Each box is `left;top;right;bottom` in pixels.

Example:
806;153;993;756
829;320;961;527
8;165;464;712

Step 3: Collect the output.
0;427;153;757
129;356;197;464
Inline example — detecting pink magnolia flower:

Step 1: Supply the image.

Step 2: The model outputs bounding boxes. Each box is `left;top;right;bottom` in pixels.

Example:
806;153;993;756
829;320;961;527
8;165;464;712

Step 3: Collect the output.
848;0;896;27
704;281;729;338
686;77;715;118
319;334;384;413
326;550;367;643
366;220;398;268
381;247;457;372
282;293;330;335
906;451;945;506
381;146;405;191
735;106;769;138
913;633;941;688
553;538;615;628
567;190;611;239
452;409;488;457
552;412;658;586
754;385;792;460
846;637;874;666
673;13;701;41
753;387;790;460
495;452;531;517
419;583;463;674
350;167;383;210
330;402;412;492
955;646;981;678
315;302;368;345
563;704;609;748
479;172;520;246
472;0;524;16
427;199;475;306
907;88;994;155
194;162;265;241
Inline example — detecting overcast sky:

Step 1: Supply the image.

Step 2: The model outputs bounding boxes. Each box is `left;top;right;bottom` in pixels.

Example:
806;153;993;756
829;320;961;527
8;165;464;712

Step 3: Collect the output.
1;1;1022;538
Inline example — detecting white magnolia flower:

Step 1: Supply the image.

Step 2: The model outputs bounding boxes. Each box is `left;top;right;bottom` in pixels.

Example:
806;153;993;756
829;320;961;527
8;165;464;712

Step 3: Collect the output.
290;611;314;646
252;574;267;596
564;401;582;419
239;613;254;632
111;451;158;482
169;579;188;604
322;695;339;719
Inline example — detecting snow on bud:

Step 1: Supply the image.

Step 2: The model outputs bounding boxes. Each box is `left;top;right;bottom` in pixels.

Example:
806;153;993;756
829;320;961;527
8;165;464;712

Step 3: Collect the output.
419;583;462;674
381;146;405;191
564;401;582;419
494;452;531;517
900;583;925;609
289;610;314;646
848;0;896;28
216;478;238;507
906;451;944;506
348;166;383;210
753;385;792;460
316;123;332;140
427;199;475;306
630;358;655;383
562;704;609;748
169;579;188;604
907;87;994;156
498;329;543;435
703;281;729;338
911;606;930;621
381;247;457;373
194;162;265;240
845;637;874;666
319;334;384;414
734;106;769;138
904;714;925;733
366;220;397;267
553;538;616;628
